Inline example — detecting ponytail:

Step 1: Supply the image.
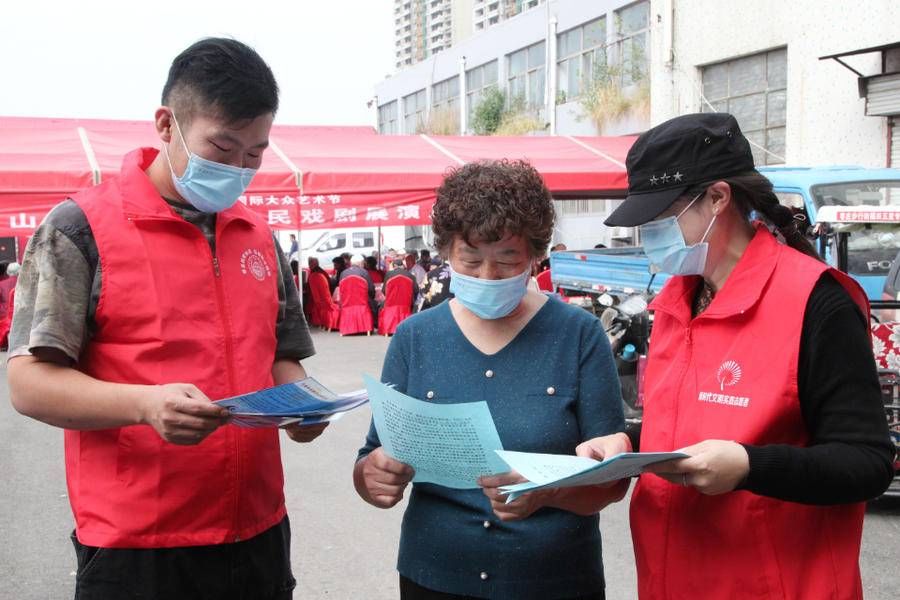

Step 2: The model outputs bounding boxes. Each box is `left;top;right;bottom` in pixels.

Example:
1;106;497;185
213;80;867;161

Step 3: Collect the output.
724;172;822;261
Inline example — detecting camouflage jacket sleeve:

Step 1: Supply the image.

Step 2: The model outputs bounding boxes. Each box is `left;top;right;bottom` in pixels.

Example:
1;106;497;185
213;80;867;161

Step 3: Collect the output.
8;201;94;363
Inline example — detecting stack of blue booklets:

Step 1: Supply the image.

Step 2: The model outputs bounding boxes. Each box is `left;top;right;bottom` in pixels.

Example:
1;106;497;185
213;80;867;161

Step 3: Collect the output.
215;377;368;427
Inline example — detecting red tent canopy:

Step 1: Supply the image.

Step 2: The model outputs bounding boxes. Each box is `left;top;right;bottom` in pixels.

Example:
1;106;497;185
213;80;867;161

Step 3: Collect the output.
0;118;96;235
0;116;635;237
272;129;455;229
427;134;629;194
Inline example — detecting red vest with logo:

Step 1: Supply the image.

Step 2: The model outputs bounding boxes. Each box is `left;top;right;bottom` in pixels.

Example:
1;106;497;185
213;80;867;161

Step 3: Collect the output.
631;228;869;600
68;148;284;548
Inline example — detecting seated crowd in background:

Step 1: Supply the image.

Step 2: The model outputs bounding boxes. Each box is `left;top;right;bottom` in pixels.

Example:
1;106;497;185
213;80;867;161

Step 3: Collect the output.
296;236;620;330
299;238;618;333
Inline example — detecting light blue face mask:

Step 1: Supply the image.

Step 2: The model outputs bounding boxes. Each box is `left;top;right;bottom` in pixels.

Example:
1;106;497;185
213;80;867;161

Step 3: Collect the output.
163;114;257;213
449;265;531;320
639;191;716;276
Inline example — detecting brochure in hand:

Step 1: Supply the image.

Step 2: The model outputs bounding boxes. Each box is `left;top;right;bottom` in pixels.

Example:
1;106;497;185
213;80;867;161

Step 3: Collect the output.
215;377;369;428
496;449;688;501
364;374;507;489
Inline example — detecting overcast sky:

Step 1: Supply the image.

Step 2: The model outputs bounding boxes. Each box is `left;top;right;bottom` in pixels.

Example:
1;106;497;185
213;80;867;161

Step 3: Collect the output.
0;0;396;126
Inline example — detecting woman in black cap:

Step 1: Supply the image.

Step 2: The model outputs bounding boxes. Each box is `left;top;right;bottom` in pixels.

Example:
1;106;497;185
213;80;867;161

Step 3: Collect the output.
578;113;894;600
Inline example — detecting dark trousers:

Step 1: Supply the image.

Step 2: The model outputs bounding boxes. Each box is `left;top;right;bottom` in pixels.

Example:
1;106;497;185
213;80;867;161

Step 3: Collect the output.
71;516;295;600
399;575;605;600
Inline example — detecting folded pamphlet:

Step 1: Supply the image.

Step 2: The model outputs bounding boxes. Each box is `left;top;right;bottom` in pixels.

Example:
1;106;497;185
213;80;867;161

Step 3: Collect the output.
496;449;688;501
216;377;368;428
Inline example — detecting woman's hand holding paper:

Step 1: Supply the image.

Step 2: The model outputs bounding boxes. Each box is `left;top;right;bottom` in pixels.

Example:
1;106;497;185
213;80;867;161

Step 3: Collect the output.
479;471;558;521
357;447;415;509
575;432;632;483
642;439;749;495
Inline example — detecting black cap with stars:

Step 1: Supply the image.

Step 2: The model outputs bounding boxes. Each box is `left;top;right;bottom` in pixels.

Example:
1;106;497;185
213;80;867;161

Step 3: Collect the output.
604;112;757;227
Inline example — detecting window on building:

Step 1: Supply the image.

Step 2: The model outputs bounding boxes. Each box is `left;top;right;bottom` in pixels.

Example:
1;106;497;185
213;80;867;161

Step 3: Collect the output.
430;76;461;133
507;41;546;110
615;1;649;87
433;76;460;111
403;89;427;133
378;101;399;135
557;17;607;102
466;60;499;124
701;47;787;165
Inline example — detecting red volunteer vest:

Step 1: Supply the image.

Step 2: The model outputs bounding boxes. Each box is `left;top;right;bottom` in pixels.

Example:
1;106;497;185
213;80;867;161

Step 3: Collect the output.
632;228;869;600
67;148;284;548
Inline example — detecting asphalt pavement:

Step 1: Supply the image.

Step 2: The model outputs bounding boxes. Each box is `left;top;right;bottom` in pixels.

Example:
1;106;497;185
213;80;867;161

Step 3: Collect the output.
0;329;898;599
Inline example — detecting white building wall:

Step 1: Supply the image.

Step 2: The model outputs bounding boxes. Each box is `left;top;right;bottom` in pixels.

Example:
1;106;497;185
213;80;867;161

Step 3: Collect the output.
377;0;639;135
651;0;900;167
452;0;475;44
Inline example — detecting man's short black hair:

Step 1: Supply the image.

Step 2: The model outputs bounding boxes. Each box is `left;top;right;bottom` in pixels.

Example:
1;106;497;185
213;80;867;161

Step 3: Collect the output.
162;38;279;124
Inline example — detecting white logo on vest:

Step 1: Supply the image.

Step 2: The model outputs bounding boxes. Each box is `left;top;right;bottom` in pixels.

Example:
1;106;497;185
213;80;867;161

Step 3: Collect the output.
240;249;272;281
716;360;742;391
697;360;751;408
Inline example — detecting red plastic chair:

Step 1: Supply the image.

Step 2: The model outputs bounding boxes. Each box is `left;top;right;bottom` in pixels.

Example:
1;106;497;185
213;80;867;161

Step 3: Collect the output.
338;275;374;336
308;272;340;331
378;275;414;336
536;269;554;292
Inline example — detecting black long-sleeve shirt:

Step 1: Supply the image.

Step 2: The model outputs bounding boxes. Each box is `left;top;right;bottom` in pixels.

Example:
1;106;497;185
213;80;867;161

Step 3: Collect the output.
627;273;896;504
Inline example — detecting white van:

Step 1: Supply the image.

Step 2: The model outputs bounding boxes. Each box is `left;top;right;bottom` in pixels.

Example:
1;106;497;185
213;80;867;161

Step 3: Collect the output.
288;226;409;264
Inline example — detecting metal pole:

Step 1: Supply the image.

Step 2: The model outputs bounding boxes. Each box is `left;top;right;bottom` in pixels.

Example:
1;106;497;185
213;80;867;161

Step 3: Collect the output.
548;16;558;135
836;232;849;274
296;228;303;307
459;56;468;135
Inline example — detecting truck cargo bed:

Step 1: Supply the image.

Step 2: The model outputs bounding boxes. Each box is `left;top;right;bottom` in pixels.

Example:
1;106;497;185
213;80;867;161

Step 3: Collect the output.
549;248;669;297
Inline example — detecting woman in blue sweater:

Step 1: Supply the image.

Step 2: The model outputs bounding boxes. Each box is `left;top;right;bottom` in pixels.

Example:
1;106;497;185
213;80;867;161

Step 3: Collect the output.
353;160;627;599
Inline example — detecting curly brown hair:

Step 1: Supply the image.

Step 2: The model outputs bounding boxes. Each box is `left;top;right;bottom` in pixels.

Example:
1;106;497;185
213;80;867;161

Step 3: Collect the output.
432;159;555;258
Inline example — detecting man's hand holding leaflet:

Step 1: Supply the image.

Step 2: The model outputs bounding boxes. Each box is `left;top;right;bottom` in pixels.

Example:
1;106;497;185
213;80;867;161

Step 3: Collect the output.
216;377;368;427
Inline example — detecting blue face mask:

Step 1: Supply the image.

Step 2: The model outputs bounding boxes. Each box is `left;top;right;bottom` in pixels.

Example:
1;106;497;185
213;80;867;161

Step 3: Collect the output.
639;191;716;276
163;114;257;213
449;266;531;320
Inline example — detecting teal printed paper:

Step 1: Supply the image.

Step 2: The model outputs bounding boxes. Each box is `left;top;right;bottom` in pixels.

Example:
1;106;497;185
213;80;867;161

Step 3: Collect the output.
496;450;688;501
364;374;507;489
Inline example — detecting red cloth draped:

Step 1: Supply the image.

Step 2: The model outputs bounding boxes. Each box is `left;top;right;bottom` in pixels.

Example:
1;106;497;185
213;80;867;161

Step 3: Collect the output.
378;275;414;336
338;275;373;335
308;272;340;330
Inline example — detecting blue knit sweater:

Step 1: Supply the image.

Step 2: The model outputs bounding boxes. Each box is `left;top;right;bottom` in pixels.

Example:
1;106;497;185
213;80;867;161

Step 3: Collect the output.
358;297;624;599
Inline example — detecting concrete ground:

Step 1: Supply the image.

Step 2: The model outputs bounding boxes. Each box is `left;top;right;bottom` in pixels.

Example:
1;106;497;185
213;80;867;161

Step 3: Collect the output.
0;329;898;599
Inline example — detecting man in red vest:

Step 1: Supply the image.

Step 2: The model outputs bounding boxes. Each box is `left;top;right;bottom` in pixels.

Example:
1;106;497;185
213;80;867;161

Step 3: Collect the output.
8;38;324;599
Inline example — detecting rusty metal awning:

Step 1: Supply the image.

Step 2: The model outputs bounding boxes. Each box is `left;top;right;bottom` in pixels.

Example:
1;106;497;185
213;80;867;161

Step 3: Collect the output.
819;41;900;78
819;42;900;113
